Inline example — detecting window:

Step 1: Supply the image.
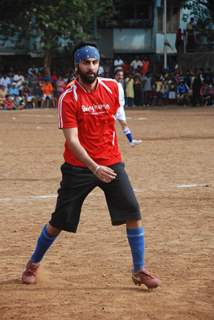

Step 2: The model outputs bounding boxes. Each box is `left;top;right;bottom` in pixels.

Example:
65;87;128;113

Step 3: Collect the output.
98;0;153;28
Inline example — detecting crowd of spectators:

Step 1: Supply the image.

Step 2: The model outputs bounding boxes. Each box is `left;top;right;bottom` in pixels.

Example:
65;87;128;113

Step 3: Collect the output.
111;56;214;108
0;67;71;110
0;56;214;111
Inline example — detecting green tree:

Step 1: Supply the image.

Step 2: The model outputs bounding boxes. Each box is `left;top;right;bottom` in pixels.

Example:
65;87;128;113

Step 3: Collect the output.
176;0;214;25
0;0;113;72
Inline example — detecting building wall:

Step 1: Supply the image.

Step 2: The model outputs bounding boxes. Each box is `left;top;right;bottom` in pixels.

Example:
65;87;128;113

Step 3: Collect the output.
97;29;113;58
113;28;153;53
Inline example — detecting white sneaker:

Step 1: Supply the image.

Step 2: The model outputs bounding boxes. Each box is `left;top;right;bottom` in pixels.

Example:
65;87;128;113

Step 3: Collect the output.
129;139;142;146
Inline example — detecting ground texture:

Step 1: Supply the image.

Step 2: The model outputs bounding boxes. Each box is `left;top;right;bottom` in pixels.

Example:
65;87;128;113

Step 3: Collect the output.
0;107;213;320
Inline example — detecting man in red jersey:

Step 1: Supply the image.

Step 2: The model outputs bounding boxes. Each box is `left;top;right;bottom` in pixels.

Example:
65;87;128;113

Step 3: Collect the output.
21;43;160;289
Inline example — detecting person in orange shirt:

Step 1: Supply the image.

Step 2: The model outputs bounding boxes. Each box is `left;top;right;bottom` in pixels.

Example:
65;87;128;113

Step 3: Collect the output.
40;80;55;108
140;56;150;76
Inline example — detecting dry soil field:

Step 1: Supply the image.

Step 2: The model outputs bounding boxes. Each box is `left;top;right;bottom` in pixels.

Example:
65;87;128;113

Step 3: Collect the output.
0;107;213;320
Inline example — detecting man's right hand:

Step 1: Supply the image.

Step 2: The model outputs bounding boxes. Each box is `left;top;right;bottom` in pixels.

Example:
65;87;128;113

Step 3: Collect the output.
94;166;117;183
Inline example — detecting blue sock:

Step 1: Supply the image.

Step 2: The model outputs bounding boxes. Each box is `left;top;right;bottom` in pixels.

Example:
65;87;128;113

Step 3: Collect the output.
31;225;57;263
127;227;144;272
123;127;133;143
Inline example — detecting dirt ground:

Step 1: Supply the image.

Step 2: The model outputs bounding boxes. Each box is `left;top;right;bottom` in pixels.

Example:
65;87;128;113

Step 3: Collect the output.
0;107;213;320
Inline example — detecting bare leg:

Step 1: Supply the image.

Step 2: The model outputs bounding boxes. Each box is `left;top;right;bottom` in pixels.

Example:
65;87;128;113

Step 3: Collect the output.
47;223;61;237
126;219;142;229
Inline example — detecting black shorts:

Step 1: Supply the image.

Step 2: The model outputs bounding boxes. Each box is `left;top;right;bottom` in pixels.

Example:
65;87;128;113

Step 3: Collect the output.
49;162;141;232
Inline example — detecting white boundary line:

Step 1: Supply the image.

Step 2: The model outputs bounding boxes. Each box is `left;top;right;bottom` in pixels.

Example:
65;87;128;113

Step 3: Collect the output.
176;183;209;188
0;194;57;203
126;117;148;121
0;184;210;203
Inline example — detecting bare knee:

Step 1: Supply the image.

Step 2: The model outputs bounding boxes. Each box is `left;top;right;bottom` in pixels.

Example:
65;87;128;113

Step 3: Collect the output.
47;223;61;237
126;219;142;229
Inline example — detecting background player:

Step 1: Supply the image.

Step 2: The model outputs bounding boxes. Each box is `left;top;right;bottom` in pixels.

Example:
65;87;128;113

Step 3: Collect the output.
114;68;142;146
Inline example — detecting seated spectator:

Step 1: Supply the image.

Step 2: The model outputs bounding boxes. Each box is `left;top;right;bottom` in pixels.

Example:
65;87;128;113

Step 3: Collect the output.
31;83;42;108
15;95;25;110
0;85;6;109
177;80;190;105
8;82;19;97
200;82;214;106
22;83;34;109
168;79;177;103
207;84;214;106
4;95;15;110
161;80;170;104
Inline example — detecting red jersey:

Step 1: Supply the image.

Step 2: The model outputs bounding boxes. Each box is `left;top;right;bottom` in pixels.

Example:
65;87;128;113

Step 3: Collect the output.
58;78;122;167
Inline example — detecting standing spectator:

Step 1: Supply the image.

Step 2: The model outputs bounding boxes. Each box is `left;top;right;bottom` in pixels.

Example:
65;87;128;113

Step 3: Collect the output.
142;73;152;106
13;71;25;95
204;68;213;85
40;79;55;108
192;72;202;106
56;76;66;98
175;28;184;55
207;84;214;106
125;74;135;107
130;56;143;73
98;62;105;77
113;56;124;70
140;56;150;76
133;74;143;106
153;76;163;106
103;59;112;78
0;74;11;89
123;60;130;75
114;68;125;89
184;70;192;88
186;17;196;51
51;71;58;84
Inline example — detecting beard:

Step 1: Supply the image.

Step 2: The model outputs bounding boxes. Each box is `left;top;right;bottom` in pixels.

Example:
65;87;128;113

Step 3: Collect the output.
77;66;98;84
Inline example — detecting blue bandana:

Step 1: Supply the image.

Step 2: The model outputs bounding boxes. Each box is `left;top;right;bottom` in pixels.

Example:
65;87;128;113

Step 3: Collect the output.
74;46;100;64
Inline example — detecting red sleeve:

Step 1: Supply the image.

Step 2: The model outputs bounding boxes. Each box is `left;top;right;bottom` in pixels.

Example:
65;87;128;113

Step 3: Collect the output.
58;93;78;129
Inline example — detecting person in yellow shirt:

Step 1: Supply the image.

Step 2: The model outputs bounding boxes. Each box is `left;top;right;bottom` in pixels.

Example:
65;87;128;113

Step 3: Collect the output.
125;74;134;107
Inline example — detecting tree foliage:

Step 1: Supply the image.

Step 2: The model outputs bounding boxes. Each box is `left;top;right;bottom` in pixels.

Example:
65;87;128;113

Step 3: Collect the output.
0;0;113;69
178;0;214;24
